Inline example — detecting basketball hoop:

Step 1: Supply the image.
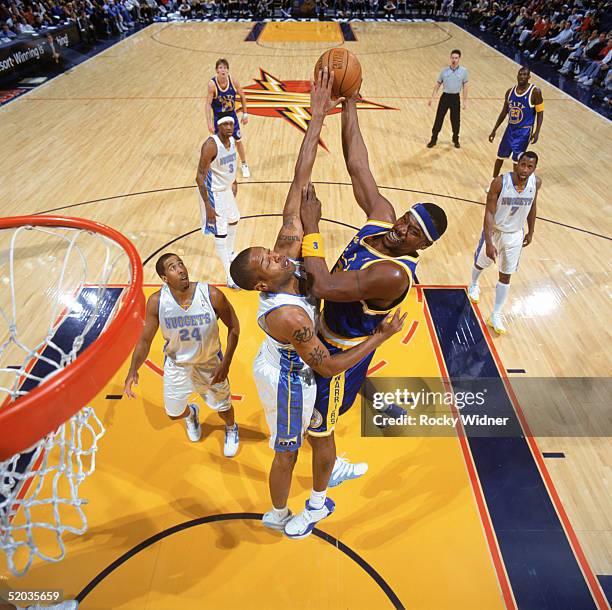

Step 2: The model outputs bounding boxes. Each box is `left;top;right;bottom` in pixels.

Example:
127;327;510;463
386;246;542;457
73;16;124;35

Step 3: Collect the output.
0;216;145;577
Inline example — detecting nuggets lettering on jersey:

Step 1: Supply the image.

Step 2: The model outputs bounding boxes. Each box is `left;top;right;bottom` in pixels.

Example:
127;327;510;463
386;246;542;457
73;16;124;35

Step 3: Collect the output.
159;282;221;365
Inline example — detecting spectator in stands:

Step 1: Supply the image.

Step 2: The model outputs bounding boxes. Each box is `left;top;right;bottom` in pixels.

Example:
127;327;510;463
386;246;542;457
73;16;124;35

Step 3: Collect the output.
15;15;36;33
140;0;158;20
179;0;191;17
280;0;291;17
383;0;395;19
90;1;111;37
106;0;127;32
509;10;536;45
442;0;454;18
531;19;574;60
77;8;96;44
468;0;489;25
369;0;378;18
1;21;17;40
45;32;63;69
576;46;611;86
585;31;609;61
519;15;550;52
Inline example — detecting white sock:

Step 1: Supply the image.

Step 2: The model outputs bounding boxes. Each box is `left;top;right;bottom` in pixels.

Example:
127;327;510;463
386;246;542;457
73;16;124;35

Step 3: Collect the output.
272;506;289;519
214;236;231;278
471;267;482;286
227;223;238;260
309;489;327;510
493;281;510;314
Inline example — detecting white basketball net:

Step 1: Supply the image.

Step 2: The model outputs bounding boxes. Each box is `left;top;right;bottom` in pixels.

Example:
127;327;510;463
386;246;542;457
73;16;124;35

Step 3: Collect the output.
0;223;133;577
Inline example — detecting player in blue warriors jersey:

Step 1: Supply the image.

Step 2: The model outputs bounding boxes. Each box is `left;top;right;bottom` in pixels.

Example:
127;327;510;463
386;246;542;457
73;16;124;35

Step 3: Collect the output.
297;89;447;474
230;69;406;539
205;58;252;178
487;67;544;184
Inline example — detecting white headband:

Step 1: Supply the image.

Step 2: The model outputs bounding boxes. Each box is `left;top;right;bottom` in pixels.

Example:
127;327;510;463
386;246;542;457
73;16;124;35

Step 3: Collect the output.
217;116;235;125
409;208;434;243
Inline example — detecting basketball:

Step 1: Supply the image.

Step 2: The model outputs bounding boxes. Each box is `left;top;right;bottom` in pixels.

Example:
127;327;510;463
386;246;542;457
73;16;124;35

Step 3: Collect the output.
314;48;362;99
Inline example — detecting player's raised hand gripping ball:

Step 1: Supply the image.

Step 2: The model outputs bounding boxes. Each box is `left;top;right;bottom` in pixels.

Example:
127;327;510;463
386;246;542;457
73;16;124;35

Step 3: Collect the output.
310;66;344;116
314;48;362;99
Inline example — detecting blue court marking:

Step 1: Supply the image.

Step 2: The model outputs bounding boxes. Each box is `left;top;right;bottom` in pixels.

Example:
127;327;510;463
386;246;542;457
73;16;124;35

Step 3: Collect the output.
244;22;266;41
425;288;599;610
340;22;357;41
0;287;122;502
598;577;612;607
543;453;566;459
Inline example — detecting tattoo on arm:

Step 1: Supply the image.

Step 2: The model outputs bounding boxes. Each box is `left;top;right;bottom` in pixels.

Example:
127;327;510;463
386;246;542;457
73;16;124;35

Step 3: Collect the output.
306;346;325;367
293;326;314;343
278;234;300;242
283;217;297;229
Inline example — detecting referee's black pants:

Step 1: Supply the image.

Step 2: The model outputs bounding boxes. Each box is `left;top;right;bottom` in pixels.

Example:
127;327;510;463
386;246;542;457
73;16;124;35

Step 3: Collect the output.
431;92;460;143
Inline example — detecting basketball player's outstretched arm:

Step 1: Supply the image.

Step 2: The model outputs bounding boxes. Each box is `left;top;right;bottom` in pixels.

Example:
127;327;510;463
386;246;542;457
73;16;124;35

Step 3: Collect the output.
209;286;240;384
195;138;219;228
273;66;342;258
266;306;406;378
124;292;161;398
523;176;541;246
341;96;396;224
489;89;511;142
300;183;409;303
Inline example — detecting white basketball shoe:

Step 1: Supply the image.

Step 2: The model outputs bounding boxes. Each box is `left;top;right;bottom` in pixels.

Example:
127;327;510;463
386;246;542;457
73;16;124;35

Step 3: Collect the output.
262;508;293;531
185;403;202;442
487;312;507;335
467;283;480;304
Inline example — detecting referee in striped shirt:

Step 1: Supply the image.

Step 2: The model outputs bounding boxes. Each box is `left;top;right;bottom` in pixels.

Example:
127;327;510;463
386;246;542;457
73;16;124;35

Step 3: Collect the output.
427;49;469;149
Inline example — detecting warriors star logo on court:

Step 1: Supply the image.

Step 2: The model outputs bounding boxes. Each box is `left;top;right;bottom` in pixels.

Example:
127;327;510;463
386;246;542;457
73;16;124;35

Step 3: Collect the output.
241;69;395;150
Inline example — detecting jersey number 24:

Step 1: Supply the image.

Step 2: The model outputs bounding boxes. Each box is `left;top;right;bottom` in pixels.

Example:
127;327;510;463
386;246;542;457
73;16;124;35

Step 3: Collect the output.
179;327;205;342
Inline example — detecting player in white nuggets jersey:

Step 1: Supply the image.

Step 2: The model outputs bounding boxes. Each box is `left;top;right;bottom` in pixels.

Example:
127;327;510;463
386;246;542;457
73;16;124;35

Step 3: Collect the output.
230;69;406;538
468;151;541;334
196;111;241;289
124;254;241;457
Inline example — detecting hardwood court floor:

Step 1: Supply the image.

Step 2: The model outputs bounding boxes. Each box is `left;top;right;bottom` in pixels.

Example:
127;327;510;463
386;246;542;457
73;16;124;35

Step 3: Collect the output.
0;21;610;609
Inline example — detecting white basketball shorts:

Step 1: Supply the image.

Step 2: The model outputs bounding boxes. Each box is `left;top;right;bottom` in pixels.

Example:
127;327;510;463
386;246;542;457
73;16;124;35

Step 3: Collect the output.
253;345;316;453
474;228;524;275
163;356;231;417
199;188;240;237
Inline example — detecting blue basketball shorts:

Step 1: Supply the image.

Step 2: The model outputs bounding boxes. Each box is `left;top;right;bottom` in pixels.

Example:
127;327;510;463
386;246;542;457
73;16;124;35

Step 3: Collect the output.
497;126;531;162
308;335;376;437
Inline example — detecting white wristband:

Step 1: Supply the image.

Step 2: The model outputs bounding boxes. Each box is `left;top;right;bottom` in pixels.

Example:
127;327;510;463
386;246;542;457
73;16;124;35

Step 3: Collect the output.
242;112;249;117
